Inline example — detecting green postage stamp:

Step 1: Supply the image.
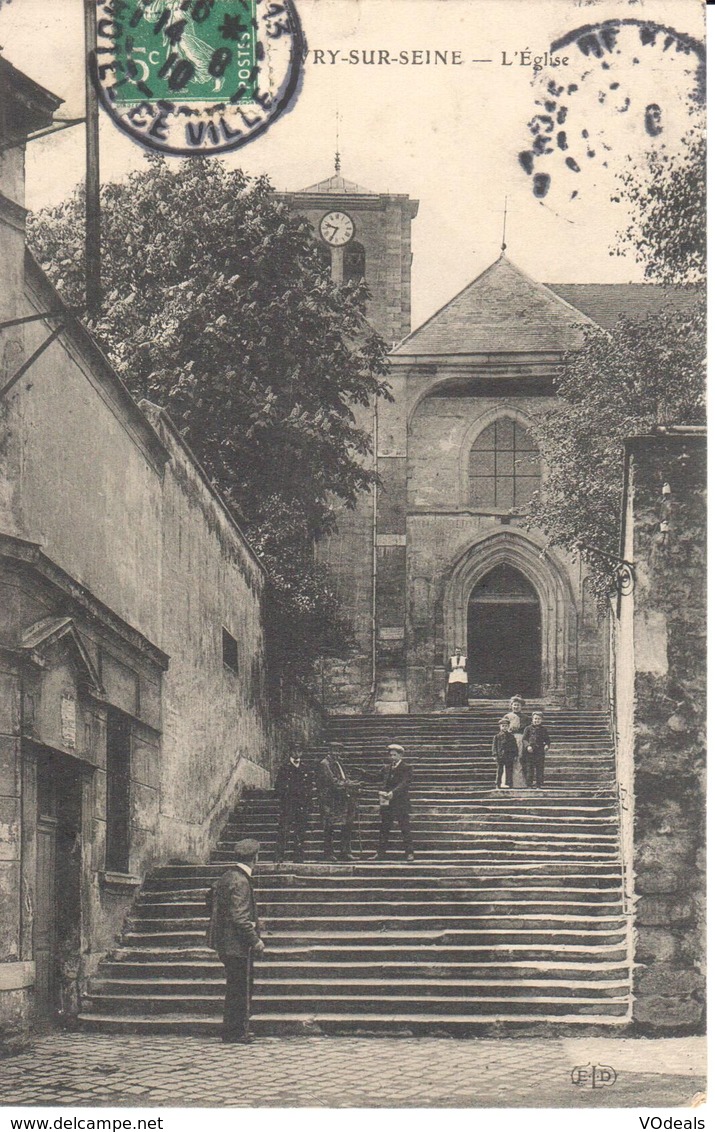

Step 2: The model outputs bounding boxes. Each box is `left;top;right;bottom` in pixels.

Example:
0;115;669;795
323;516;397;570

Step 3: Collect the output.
92;0;305;154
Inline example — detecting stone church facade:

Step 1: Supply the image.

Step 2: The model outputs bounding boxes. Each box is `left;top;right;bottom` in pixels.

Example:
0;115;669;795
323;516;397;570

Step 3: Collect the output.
279;172;679;716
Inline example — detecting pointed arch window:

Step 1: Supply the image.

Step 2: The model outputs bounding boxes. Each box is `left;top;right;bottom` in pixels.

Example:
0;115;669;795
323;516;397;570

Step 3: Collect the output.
469;418;540;510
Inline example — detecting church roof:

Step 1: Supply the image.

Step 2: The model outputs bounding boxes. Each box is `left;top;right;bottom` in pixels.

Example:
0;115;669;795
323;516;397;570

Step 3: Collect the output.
546;283;699;329
393;255;594;356
296;171;379;196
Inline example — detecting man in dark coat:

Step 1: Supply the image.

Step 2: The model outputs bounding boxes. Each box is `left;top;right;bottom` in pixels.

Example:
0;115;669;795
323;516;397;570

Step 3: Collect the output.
493;716;518;788
206;838;265;1043
522;710;552;788
275;748;312;862
375;743;414;861
317;742;357;861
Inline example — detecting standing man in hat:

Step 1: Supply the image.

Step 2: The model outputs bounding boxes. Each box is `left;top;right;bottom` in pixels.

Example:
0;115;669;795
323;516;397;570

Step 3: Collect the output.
375;743;415;861
207;838;265;1043
317;741;357;861
275;746;312;863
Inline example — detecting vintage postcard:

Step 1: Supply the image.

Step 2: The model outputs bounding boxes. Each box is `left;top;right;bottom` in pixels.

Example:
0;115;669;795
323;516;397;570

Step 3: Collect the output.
0;0;706;1114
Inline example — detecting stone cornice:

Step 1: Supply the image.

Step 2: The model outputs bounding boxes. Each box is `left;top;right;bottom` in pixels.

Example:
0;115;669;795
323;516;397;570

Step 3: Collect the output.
276;191;419;218
389;351;565;369
0;532;169;672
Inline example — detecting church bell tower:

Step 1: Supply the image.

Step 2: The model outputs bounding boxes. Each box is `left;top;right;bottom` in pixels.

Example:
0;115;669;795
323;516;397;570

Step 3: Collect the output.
277;166;419;713
276;162;419;346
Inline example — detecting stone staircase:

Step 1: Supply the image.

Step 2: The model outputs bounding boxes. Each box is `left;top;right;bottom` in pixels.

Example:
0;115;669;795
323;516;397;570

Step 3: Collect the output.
79;708;632;1035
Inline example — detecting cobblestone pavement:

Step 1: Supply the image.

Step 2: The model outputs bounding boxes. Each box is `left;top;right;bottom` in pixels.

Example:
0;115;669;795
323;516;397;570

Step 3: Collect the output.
0;1034;706;1109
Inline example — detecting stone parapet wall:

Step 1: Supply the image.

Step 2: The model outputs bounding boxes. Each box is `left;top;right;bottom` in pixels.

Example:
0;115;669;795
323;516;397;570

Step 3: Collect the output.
616;432;706;1032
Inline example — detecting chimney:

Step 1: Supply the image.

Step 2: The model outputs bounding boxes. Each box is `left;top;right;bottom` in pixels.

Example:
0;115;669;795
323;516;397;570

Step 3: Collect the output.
0;55;62;322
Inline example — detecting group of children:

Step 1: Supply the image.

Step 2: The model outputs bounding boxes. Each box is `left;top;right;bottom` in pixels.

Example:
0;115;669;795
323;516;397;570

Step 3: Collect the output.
492;695;551;789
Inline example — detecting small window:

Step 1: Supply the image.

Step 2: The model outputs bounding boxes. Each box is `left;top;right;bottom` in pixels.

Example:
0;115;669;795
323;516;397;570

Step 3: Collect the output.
106;709;131;874
315;242;332;274
222;628;239;673
344;241;365;284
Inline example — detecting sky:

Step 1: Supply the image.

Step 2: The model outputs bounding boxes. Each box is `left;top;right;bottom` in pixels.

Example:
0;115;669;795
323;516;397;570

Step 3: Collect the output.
0;0;704;329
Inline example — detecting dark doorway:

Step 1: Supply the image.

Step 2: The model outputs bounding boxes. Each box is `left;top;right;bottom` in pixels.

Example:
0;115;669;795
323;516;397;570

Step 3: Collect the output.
34;749;83;1023
106;709;131;874
467;564;541;696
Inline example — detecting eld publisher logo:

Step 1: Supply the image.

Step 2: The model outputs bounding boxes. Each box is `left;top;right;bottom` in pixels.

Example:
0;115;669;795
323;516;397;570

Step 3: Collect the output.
571;1064;618;1089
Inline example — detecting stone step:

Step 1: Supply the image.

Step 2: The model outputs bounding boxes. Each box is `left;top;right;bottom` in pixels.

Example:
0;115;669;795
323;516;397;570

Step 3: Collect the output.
142;892;624;910
220;828;621;845
91;976;630;1000
223;819;620;836
302;749;615;758
139;896;624;916
112;940;629;964
99;958;631;980
78;707;630;1038
123;926;628;949
145;875;624;895
231;800;619;813
217;838;621;855
92;968;629;996
235;795;619;812
151;862;625;880
78;1010;630;1036
213;850;622;864
83;991;630;1019
129;909;626;933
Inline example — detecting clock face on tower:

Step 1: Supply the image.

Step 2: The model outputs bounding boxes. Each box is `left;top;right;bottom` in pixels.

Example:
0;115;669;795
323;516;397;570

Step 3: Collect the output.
319;210;355;247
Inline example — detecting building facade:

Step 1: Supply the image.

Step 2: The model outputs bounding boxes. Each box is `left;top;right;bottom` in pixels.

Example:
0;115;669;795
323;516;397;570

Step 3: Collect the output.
0;58;319;1044
281;171;692;715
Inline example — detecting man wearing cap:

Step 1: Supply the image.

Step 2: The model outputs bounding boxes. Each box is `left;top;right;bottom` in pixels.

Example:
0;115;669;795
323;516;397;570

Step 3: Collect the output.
275;746;312;863
206;838;265;1043
317;742;357;861
375;743;415;861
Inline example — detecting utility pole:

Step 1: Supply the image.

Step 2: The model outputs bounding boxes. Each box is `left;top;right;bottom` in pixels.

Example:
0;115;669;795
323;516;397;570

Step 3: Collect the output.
84;0;102;313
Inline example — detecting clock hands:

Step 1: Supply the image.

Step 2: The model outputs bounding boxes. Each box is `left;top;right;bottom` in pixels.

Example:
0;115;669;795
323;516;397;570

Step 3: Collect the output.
320;211;353;246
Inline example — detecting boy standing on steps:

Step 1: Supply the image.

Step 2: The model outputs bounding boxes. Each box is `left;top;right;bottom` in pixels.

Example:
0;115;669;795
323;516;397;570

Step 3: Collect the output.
522;710;552;788
492;716;518;788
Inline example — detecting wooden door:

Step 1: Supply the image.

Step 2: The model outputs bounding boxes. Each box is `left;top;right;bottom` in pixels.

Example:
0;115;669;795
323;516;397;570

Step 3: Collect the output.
35;816;58;1021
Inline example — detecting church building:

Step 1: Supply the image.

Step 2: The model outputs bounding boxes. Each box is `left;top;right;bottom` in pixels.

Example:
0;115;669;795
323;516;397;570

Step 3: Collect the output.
279;170;682;715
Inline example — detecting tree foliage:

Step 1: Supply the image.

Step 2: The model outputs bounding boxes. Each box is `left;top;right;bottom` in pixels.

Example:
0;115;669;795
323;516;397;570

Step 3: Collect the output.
615;123;705;285
530;125;705;607
528;302;705;606
28;157;390;669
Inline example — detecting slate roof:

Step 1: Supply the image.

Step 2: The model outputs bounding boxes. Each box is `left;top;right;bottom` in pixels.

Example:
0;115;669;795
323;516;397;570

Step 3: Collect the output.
393;255;701;357
393;255;594;356
547;283;699;329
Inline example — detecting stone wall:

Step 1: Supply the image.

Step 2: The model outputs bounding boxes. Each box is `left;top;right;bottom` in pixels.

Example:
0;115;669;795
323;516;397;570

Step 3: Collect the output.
614;431;706;1032
0;105;322;1039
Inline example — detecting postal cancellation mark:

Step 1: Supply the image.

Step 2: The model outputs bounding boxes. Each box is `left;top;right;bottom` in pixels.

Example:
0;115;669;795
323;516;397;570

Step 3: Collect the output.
91;0;306;156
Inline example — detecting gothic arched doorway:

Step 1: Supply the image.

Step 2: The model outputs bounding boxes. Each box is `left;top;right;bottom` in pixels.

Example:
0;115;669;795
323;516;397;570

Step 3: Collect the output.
467;564;541;696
